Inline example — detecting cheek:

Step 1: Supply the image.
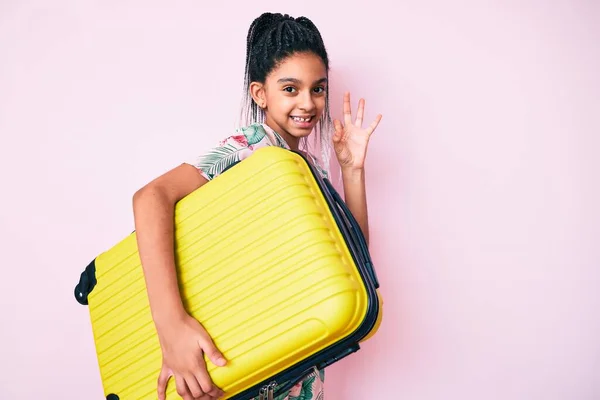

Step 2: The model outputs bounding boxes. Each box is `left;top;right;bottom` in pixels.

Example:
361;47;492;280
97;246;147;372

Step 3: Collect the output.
277;98;296;113
316;97;327;111
268;93;286;107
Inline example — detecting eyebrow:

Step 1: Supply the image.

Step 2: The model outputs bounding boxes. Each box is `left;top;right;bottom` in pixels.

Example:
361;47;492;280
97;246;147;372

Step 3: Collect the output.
277;77;328;85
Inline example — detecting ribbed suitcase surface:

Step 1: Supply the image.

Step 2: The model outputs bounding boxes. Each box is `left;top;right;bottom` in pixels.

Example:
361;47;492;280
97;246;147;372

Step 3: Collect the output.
76;147;382;399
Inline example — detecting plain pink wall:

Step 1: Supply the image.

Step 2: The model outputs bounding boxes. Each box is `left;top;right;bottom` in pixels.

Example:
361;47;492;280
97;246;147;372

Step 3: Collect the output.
1;1;599;399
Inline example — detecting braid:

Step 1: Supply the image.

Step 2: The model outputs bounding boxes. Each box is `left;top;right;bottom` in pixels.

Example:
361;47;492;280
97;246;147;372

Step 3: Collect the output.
238;13;333;172
240;13;279;127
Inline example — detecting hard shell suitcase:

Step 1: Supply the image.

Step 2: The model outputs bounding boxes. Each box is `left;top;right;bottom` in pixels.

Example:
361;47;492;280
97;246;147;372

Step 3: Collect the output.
74;146;383;399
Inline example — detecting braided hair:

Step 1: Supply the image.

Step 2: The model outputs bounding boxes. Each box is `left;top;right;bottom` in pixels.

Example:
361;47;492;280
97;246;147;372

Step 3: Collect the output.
238;12;333;171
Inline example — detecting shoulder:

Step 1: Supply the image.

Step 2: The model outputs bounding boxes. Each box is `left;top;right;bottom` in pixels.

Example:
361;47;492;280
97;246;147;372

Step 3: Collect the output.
184;123;273;181
227;124;272;147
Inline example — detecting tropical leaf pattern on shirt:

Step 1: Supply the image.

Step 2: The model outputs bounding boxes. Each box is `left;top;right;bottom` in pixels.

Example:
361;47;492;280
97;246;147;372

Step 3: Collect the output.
243;124;268;145
289;375;315;400
193;142;244;180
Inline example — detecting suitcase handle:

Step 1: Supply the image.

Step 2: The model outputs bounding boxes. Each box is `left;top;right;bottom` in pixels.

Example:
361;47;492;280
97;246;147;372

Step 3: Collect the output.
322;178;380;289
74;259;97;305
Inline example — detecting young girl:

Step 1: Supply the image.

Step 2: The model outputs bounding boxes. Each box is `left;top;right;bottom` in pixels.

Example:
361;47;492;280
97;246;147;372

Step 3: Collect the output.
132;12;382;400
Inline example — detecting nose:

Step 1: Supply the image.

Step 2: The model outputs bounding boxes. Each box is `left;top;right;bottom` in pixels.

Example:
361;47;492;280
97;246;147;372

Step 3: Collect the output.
298;90;316;112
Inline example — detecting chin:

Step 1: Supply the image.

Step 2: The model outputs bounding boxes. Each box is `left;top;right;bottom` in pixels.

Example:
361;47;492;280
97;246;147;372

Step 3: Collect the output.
287;127;316;139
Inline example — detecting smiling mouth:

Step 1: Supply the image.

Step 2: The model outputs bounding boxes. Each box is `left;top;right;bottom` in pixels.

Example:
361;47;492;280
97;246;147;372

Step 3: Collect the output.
291;116;313;122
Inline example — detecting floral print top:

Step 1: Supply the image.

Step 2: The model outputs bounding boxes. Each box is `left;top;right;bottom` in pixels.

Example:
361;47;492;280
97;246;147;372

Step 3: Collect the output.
186;123;328;181
185;123;326;400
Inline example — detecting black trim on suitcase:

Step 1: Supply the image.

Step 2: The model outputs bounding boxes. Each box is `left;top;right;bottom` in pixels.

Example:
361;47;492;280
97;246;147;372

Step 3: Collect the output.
322;177;380;289
74;259;97;305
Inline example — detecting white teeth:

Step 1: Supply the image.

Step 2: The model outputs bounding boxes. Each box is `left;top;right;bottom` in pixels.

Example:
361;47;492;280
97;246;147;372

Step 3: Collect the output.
292;116;311;122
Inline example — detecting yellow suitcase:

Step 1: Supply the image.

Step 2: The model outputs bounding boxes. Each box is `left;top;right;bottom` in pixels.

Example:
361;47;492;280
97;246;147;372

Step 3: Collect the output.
74;146;383;399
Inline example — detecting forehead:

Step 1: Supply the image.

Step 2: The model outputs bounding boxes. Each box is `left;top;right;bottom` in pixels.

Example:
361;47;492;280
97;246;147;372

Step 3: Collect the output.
269;52;327;82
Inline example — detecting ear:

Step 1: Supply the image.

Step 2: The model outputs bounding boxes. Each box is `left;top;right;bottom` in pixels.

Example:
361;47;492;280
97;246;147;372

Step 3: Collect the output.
249;81;266;109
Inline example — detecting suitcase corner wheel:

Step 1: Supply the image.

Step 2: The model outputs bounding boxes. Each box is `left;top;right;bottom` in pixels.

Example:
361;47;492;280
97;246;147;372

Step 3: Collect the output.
106;394;119;400
74;259;97;306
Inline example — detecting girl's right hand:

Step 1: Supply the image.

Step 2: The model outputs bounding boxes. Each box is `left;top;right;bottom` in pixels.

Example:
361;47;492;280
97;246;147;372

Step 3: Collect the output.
156;312;227;400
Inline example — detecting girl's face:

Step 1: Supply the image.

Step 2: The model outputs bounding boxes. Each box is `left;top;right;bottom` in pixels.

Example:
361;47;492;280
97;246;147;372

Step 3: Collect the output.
251;52;328;150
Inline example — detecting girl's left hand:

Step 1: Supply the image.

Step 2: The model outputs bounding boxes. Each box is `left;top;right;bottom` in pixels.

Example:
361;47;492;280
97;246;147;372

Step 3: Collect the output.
332;92;382;171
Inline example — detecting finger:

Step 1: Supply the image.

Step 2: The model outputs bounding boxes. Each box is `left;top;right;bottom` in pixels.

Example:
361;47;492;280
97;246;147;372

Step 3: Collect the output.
196;371;220;397
185;373;204;399
193;352;222;397
343;92;352;126
157;365;171;400
355;98;365;128
175;374;194;400
197;393;217;400
366;114;383;136
197;334;227;367
206;382;224;398
332;119;343;142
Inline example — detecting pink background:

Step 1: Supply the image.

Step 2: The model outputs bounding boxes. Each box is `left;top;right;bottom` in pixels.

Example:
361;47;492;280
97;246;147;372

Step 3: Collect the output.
1;1;599;399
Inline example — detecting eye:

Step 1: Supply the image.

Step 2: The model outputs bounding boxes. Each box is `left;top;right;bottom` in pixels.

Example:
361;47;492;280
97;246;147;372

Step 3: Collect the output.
283;86;296;93
313;86;326;94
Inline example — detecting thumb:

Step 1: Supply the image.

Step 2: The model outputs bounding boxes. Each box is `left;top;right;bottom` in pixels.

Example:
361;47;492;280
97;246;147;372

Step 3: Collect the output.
198;333;227;367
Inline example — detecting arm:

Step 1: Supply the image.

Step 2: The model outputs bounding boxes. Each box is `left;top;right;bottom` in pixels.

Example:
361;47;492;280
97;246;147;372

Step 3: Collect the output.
332;92;382;248
341;167;369;246
132;163;226;400
137;132;252;324
132;163;205;325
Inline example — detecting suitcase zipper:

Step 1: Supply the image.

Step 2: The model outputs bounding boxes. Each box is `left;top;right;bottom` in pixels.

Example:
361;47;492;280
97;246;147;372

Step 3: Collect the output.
258;387;266;400
258;381;277;400
268;367;316;398
267;382;276;400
